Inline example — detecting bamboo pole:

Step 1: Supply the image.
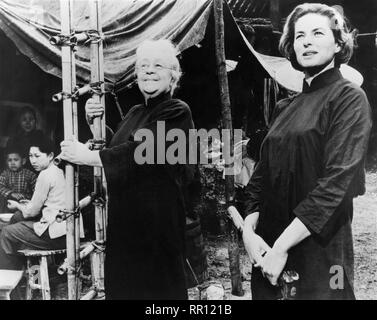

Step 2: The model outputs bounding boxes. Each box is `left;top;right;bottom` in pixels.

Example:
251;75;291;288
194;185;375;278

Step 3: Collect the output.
72;27;82;300
58;243;96;275
89;0;106;295
213;0;243;296
60;0;80;300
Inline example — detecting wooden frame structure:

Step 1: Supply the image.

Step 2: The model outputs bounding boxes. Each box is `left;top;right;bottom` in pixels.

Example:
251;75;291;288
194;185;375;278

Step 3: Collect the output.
54;0;107;300
59;0;81;300
214;0;243;296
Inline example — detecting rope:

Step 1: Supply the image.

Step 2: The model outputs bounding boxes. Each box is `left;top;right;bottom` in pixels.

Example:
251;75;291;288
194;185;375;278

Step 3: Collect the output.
91;241;106;252
83;30;103;44
31;24;54;39
111;90;125;120
56;206;81;222
357;32;377;37
87;139;106;151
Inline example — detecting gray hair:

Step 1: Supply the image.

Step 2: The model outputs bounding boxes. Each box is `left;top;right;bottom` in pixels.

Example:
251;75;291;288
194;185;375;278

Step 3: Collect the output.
135;39;182;95
279;3;354;71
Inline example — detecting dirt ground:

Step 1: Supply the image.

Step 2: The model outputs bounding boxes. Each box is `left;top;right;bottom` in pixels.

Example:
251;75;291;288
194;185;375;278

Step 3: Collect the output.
22;173;376;300
353;172;377;299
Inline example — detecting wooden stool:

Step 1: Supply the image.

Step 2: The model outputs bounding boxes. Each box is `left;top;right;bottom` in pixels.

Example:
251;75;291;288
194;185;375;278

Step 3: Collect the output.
18;248;67;300
0;270;24;300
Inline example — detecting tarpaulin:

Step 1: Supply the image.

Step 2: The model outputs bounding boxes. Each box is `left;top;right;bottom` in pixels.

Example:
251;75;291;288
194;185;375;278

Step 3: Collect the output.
237;28;363;91
0;0;363;93
0;0;213;91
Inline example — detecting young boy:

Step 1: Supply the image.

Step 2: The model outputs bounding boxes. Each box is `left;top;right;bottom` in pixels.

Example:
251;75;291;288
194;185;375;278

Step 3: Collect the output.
0;146;37;212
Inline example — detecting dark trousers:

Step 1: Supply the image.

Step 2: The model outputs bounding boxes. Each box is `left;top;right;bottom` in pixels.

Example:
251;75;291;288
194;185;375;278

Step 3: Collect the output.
0;219;66;270
0;211;38;232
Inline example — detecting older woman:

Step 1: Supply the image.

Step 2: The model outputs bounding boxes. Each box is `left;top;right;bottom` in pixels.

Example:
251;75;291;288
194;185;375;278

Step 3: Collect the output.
60;39;195;299
243;4;372;300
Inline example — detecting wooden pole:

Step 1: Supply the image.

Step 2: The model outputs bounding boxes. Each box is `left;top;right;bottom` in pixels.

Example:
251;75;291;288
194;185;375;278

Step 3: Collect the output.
89;0;106;295
213;0;243;296
270;0;280;31
72;27;82;301
60;0;80;300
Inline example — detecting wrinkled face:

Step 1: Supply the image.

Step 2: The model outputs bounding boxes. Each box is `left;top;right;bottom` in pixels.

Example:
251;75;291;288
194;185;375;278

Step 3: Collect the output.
29;147;53;172
7;153;24;172
136;49;173;99
293;13;340;70
20;111;36;133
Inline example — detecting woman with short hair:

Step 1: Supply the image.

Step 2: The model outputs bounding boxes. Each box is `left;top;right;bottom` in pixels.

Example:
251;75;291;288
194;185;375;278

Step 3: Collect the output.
60;39;195;299
0;137;68;270
243;3;372;299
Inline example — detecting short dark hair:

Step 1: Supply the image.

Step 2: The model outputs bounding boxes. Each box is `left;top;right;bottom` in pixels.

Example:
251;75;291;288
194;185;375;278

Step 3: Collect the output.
29;136;55;156
19;106;37;121
4;144;23;158
279;3;354;71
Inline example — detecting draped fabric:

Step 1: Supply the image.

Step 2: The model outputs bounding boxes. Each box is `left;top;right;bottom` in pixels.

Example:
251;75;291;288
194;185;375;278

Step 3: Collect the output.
0;0;363;93
0;0;213;91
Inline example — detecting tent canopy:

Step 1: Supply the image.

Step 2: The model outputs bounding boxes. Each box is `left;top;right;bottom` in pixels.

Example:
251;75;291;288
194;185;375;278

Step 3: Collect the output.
0;0;362;93
0;0;213;91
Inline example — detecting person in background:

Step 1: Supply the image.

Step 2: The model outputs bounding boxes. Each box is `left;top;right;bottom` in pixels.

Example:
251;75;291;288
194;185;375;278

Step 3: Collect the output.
242;3;372;299
6;106;44;171
0;137;70;270
0;144;36;214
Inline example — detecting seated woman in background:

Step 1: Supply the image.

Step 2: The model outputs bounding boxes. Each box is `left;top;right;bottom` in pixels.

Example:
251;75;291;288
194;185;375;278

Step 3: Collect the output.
0;136;72;270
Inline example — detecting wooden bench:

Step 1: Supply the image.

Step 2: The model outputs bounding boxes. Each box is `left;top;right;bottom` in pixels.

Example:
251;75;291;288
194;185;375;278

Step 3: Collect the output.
0;270;24;300
18;248;67;300
18;242;91;300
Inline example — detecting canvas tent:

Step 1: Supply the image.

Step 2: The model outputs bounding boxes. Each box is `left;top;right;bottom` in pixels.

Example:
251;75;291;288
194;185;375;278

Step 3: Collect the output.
1;0;360;94
0;0;364;132
0;0;215;92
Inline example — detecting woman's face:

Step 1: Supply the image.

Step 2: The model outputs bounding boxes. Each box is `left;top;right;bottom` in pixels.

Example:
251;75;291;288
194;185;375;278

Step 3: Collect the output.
20;111;36;133
293;13;340;70
29;147;53;172
136;49;173;99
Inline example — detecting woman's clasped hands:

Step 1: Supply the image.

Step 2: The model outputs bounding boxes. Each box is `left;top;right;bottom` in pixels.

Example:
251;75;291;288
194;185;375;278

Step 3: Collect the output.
244;230;288;286
256;243;288;286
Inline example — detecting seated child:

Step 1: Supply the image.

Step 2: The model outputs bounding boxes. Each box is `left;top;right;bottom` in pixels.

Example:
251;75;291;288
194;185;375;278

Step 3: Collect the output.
0;137;81;270
6;106;45;171
0;145;36;213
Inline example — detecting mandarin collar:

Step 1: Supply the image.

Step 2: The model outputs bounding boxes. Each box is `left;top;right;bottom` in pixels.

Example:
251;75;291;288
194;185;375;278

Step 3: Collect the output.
144;92;171;108
302;68;342;93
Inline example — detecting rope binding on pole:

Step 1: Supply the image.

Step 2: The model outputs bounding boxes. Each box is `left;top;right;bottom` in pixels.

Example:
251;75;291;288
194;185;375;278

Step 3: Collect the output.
87;139;106;151
50;30;103;47
56;207;81;223
49;32;77;47
52;81;106;102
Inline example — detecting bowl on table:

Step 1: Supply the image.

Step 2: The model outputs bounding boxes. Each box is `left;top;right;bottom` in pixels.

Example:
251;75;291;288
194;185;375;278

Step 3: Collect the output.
0;213;14;223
